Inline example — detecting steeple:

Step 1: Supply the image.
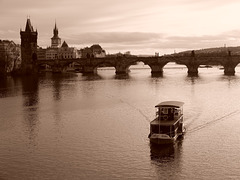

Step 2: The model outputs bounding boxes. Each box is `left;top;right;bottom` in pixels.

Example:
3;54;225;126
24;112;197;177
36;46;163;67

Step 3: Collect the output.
53;21;59;38
51;21;61;48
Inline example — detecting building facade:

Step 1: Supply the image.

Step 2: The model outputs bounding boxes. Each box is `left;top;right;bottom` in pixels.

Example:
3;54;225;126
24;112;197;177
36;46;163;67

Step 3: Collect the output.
37;47;46;60
43;23;80;60
58;41;80;59
37;22;106;62
81;44;106;58
46;48;58;60
0;40;21;74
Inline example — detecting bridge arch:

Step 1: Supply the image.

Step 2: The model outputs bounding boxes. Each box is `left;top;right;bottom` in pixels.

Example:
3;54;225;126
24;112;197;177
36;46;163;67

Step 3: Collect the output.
162;61;188;72
95;61;116;72
127;60;150;68
61;61;83;72
127;61;151;74
82;61;117;74
95;61;116;68
122;59;164;75
37;62;53;71
114;59;151;75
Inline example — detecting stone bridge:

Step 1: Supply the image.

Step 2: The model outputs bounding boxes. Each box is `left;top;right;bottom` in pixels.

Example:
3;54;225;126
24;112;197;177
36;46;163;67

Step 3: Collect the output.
36;51;240;76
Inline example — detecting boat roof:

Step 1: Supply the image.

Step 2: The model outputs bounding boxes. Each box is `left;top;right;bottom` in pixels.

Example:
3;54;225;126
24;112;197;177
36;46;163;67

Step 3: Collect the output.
155;101;184;108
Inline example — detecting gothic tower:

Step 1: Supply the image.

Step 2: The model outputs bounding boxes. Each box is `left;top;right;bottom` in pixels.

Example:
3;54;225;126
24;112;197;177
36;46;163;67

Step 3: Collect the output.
51;22;61;48
20;18;38;74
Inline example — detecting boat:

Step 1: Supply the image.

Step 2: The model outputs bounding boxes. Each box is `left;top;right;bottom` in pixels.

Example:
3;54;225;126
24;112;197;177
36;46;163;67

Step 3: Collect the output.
148;101;185;145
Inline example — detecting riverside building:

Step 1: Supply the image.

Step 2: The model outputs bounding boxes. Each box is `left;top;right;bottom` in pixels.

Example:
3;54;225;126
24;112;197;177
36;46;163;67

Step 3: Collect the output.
38;22;80;60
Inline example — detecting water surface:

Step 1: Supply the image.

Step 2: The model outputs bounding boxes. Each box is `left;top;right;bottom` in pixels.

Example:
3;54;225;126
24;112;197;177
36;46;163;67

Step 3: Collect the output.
1;65;240;179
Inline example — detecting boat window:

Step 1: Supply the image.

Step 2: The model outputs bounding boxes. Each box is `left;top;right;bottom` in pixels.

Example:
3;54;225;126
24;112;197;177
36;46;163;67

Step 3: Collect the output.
174;108;181;116
161;108;168;114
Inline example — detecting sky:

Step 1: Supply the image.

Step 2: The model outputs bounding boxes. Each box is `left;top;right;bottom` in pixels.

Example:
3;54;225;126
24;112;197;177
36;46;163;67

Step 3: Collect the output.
1;0;240;55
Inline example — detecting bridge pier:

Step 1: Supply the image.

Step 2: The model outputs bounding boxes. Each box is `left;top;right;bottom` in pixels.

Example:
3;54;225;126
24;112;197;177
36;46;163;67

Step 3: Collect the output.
115;70;129;74
187;55;199;76
187;66;198;76
224;66;235;76
223;56;236;76
115;64;129;74
150;65;163;75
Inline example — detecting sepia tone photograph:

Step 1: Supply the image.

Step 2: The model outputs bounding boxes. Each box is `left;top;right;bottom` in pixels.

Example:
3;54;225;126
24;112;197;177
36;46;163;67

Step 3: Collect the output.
1;0;240;179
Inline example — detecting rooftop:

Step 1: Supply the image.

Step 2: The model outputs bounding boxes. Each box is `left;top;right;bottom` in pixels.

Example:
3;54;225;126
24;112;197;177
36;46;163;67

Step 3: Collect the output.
155;101;184;108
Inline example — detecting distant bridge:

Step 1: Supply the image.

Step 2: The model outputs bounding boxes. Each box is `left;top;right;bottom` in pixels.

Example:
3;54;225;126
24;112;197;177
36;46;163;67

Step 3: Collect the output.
36;51;240;76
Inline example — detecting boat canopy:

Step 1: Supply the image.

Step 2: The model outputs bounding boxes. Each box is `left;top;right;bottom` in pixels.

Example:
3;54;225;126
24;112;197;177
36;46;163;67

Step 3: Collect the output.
155;101;184;108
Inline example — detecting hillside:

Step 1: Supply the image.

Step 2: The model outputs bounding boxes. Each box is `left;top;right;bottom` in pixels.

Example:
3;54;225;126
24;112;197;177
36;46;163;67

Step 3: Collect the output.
173;46;240;56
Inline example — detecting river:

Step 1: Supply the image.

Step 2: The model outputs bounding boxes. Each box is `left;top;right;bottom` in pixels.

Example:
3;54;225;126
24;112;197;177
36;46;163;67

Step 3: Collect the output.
0;64;240;179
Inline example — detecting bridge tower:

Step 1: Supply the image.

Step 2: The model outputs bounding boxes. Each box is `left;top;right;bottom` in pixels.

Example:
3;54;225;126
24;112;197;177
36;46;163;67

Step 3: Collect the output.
20;18;38;74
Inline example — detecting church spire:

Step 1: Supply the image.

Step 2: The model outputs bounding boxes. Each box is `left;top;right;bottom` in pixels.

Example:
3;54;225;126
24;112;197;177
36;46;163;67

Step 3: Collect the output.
53;21;59;38
54;20;57;30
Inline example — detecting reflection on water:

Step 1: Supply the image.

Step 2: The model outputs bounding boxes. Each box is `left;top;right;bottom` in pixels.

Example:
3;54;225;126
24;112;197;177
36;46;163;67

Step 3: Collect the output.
22;76;39;107
0;76;22;98
185;76;199;85
115;74;130;80
52;75;62;101
21;76;39;148
82;72;130;80
150;140;184;180
82;73;103;81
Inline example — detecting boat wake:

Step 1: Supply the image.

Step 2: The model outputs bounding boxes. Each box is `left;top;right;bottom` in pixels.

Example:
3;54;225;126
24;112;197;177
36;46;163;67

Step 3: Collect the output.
105;93;151;123
186;109;240;134
119;99;151;123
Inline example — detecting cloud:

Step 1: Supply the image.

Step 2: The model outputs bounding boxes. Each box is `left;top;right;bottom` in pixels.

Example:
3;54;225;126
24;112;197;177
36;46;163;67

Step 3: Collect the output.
63;32;163;44
54;30;240;55
1;0;240;54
